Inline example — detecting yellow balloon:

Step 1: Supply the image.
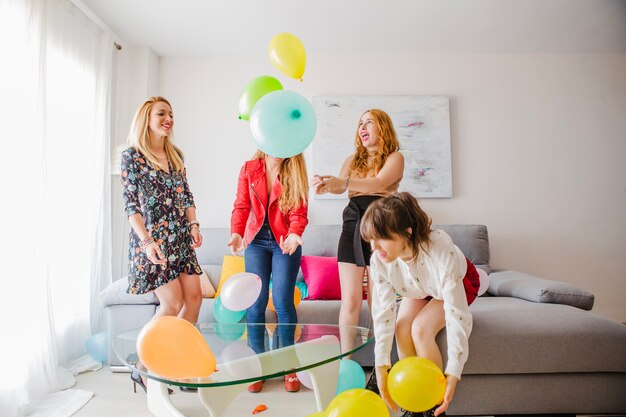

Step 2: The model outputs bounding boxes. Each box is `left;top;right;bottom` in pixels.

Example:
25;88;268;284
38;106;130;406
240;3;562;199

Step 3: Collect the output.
268;32;306;80
387;357;446;412
137;316;217;379
307;412;325;417
325;388;389;417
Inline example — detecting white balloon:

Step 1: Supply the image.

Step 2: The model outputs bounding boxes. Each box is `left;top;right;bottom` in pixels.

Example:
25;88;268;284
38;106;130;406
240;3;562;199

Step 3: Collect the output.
296;371;314;390
220;272;262;311
220;342;262;379
477;268;490;296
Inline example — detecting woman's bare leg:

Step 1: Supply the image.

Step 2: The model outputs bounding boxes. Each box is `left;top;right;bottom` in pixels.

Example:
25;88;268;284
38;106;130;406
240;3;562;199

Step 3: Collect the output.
153;278;185;318
395;297;429;359
177;273;202;323
411;299;446;369
136;279;185;379
338;262;365;356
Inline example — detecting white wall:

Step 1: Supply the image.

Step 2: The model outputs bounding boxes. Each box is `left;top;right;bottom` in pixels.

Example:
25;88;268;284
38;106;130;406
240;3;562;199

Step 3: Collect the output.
113;52;626;322
111;46;160;281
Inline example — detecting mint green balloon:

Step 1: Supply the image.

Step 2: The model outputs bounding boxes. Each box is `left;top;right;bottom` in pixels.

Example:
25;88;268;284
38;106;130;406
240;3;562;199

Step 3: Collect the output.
238;76;283;121
249;90;316;158
213;296;245;324
336;359;366;395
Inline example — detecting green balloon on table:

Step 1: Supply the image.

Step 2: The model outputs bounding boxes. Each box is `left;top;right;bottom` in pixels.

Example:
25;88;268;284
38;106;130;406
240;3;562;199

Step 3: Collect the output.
336;358;366;394
387;356;446;412
213;296;246;324
238;75;283;121
325;388;389;417
249;90;316;158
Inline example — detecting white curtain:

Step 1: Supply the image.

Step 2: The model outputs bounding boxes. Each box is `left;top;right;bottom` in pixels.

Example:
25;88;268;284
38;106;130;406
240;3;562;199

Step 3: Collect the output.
0;0;113;415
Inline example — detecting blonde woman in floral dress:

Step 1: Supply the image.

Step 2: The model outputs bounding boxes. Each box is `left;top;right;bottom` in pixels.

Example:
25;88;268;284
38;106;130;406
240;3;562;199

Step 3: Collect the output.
120;96;203;392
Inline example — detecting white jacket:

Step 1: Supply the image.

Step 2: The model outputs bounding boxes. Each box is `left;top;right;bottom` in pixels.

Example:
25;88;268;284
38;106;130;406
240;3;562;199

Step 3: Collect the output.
369;229;472;379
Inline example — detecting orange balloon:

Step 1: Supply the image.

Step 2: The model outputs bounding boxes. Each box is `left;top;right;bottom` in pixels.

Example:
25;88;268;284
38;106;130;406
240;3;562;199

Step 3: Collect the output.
268;287;302;312
137;316;216;379
266;322;277;337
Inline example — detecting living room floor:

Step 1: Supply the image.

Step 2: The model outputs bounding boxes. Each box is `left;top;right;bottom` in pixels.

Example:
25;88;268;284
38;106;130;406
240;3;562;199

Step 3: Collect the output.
72;368;616;417
72;367;423;417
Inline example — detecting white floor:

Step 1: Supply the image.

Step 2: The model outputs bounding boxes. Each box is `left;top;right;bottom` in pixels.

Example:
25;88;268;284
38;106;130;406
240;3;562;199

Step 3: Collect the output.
73;368;407;417
72;369;617;417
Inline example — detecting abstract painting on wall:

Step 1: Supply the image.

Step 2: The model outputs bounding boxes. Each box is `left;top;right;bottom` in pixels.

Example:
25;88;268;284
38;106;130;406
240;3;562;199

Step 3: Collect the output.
312;95;452;199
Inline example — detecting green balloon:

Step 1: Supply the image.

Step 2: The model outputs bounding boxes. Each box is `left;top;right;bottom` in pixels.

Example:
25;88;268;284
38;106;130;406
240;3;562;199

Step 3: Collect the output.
238;76;283;121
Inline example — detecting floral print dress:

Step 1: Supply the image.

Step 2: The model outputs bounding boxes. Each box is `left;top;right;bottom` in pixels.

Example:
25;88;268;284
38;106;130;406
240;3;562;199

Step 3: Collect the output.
120;147;202;294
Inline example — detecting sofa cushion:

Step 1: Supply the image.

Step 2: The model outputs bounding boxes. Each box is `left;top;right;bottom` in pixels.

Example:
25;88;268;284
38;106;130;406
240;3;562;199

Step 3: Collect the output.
199;269;216;298
301;256;342;300
99;278;158;307
201;264;222;290
441;297;626;375
488;270;594;310
434;224;491;273
214;255;245;297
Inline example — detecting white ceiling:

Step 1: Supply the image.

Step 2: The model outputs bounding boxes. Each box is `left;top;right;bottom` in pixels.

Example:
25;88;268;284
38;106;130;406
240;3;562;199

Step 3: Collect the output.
79;0;626;57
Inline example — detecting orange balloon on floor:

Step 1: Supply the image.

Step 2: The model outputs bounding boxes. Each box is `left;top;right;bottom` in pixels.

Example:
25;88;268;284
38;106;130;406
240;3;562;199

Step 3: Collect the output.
137;316;216;379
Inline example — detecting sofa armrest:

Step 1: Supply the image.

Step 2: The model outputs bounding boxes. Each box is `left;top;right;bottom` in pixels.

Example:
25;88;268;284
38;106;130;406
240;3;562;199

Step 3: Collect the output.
488;270;595;310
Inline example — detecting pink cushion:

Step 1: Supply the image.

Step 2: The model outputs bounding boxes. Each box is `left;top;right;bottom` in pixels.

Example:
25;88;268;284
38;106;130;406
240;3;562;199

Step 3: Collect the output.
301;256;341;300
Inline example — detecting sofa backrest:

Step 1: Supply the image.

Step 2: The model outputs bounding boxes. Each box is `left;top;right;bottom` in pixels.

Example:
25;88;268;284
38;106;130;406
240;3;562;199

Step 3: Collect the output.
197;224;491;272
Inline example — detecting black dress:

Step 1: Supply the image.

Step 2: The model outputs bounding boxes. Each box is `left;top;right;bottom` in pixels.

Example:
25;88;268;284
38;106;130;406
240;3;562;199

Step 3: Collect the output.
120;147;202;294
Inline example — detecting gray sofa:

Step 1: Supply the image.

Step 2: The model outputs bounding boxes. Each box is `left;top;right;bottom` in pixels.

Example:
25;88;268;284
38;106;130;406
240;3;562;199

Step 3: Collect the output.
100;224;626;415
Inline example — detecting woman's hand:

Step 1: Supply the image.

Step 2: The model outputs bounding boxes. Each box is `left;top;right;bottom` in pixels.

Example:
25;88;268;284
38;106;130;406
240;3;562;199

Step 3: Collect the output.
190;227;203;249
311;174;346;194
227;233;246;255
145;242;167;265
375;366;398;412
279;233;303;255
434;375;459;416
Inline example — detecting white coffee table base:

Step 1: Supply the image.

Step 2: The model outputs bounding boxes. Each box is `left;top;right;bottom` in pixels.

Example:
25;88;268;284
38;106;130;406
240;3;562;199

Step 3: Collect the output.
144;336;341;417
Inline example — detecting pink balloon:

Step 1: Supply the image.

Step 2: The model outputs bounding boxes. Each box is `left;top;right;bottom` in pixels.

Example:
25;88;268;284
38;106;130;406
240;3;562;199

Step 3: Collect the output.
477;269;490;296
220;272;262;311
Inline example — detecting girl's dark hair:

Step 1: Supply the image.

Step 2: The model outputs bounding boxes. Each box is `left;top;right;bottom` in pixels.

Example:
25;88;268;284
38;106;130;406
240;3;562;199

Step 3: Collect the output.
360;192;432;258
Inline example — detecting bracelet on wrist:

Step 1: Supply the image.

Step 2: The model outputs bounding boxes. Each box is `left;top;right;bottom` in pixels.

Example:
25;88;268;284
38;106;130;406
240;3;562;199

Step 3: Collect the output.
140;236;155;251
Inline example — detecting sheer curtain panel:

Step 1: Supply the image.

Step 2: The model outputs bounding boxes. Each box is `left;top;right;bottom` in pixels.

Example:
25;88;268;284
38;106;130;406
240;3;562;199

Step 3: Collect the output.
0;0;113;415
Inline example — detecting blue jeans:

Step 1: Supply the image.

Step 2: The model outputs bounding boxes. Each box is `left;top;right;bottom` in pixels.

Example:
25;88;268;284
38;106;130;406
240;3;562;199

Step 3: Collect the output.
244;224;301;353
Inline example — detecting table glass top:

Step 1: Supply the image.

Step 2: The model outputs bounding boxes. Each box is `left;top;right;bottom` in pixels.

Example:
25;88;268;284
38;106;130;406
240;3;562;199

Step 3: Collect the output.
114;322;373;387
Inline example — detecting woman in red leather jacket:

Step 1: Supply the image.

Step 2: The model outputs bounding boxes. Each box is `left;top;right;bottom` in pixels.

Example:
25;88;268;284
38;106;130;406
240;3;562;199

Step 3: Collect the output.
228;150;309;393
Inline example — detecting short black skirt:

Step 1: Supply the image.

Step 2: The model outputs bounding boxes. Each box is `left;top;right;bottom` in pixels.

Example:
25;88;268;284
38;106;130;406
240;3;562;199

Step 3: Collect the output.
337;195;382;267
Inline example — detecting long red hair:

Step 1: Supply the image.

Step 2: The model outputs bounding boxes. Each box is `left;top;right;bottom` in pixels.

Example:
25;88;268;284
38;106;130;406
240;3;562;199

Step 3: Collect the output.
350;109;400;177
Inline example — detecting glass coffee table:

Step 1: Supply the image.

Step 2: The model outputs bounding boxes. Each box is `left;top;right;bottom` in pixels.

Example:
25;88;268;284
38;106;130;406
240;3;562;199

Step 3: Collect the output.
114;322;373;417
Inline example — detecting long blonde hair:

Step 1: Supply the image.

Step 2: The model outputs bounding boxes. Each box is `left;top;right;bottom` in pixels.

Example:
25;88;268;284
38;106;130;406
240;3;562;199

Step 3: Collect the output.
252;150;309;212
127;96;184;171
350;109;400;178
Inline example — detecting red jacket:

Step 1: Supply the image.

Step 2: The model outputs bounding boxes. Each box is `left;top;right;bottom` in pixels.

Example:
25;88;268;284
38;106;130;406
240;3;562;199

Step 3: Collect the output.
231;159;308;244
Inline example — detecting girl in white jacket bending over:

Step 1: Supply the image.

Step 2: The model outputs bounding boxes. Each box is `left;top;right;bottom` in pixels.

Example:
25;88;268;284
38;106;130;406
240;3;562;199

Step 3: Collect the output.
360;192;480;417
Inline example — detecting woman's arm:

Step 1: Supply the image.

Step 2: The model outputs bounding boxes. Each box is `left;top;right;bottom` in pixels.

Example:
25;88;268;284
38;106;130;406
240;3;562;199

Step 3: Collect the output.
311;156;352;195
128;213;166;265
370;254;401;411
185;206;202;249
316;152;404;194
